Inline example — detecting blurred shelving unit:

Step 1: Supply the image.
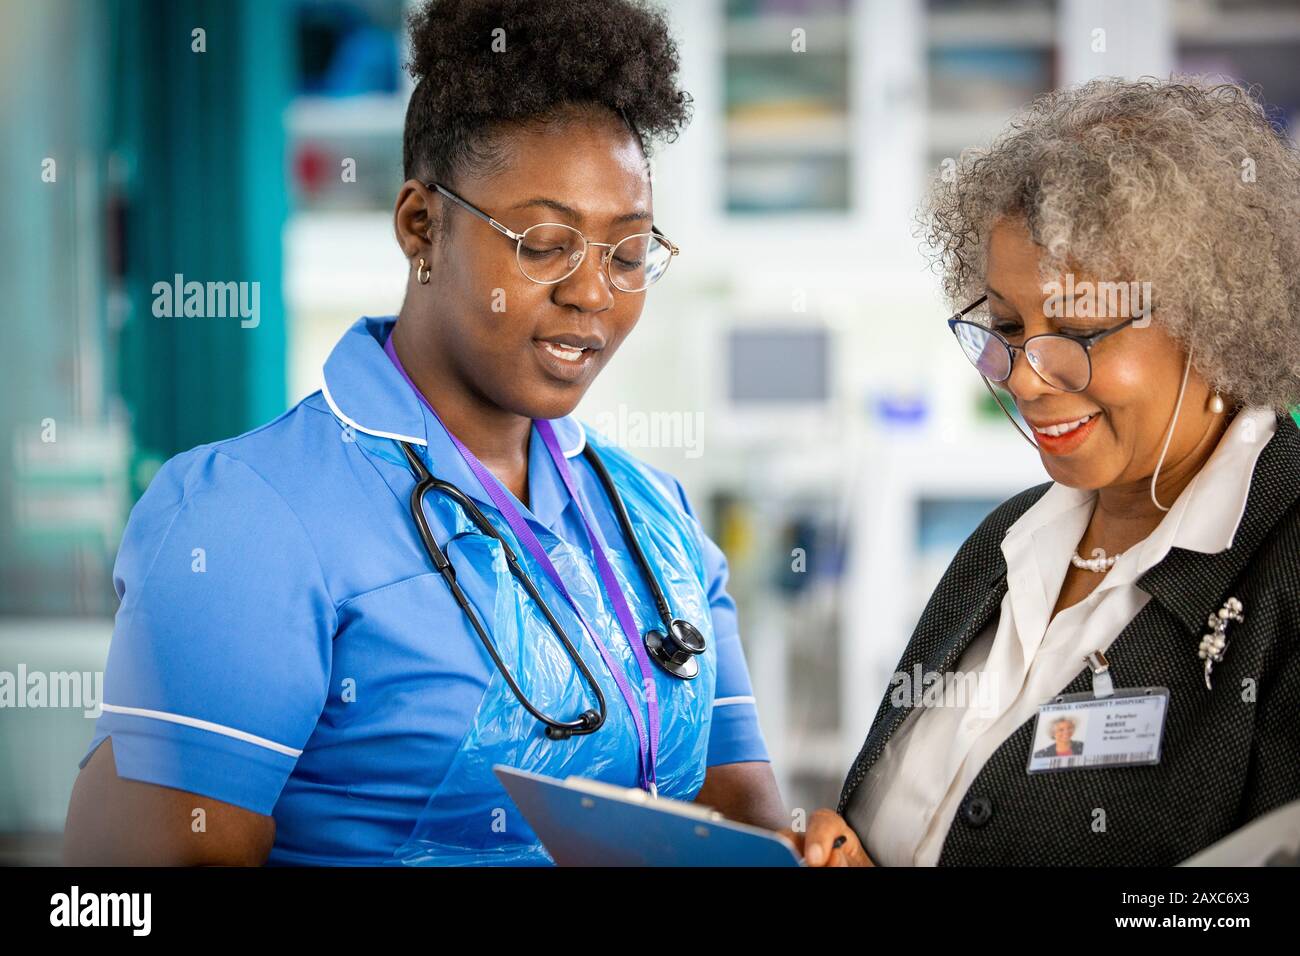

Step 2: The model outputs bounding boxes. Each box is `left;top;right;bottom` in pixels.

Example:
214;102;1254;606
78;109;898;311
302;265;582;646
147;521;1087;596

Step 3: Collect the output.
723;0;854;214
284;0;413;402
924;0;1057;167
1173;0;1300;141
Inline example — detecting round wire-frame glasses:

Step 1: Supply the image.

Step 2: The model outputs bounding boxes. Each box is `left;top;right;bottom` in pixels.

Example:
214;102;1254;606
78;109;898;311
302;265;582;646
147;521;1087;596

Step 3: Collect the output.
426;181;679;293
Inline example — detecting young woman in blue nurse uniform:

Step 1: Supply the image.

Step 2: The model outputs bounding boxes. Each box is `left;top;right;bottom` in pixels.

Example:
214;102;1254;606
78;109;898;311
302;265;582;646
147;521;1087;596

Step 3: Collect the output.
64;0;784;865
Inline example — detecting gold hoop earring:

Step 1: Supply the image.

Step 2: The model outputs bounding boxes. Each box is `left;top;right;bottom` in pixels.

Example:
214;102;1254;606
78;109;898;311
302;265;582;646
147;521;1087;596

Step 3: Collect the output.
416;257;431;285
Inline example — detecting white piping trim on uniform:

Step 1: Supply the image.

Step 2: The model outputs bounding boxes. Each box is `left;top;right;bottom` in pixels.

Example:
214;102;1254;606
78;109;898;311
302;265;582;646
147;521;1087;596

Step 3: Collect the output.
561;420;586;458
713;695;756;708
323;376;589;459
101;703;304;758
321;379;427;446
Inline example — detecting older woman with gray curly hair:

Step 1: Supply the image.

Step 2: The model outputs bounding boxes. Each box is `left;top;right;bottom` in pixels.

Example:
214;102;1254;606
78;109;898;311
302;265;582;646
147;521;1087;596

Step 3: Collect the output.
783;75;1300;867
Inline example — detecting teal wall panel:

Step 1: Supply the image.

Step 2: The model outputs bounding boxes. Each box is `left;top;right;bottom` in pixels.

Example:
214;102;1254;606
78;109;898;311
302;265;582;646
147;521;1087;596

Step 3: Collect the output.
113;0;291;492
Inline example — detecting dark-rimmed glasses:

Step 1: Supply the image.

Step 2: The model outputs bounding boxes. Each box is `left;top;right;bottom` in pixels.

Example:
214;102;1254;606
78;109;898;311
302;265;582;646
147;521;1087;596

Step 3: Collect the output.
947;293;1143;392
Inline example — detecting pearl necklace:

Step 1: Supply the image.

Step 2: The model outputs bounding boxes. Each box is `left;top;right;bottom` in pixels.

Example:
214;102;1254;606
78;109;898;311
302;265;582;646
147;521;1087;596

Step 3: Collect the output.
1071;550;1121;573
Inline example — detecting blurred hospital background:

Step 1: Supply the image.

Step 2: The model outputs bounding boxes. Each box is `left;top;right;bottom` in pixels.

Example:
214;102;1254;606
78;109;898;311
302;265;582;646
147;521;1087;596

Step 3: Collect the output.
4;0;1300;864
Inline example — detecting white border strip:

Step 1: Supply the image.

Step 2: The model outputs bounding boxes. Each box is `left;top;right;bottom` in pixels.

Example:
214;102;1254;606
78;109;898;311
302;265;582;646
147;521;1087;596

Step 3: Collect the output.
713;695;756;708
321;380;427;446
101;703;303;757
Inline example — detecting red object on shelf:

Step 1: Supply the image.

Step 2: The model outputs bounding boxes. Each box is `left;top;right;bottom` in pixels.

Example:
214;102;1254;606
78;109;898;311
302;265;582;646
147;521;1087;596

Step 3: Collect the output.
294;143;330;196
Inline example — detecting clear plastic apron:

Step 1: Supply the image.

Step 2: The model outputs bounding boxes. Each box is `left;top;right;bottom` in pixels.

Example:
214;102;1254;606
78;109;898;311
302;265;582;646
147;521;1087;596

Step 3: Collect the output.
392;435;718;866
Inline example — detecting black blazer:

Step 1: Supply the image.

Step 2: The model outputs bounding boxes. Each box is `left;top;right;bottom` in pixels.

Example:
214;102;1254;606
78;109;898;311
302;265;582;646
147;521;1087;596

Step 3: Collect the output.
837;411;1300;865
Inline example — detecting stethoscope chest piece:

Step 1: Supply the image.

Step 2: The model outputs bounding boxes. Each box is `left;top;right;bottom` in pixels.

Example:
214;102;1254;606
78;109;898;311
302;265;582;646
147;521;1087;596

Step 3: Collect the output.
644;619;706;680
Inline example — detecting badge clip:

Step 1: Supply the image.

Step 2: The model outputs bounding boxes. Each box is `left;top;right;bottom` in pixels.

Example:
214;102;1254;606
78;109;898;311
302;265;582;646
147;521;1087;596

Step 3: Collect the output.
1085;649;1114;699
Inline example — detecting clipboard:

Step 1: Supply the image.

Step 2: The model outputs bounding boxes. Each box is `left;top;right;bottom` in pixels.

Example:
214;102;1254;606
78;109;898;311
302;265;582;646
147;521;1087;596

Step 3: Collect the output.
493;765;802;866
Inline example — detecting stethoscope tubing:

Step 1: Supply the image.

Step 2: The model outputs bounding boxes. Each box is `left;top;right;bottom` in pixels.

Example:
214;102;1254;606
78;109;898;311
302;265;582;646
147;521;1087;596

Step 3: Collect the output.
574;440;678;629
401;441;608;738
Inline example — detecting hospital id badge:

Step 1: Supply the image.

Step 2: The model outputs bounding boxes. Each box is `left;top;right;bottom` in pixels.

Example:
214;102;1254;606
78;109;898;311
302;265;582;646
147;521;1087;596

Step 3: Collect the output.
1026;687;1169;774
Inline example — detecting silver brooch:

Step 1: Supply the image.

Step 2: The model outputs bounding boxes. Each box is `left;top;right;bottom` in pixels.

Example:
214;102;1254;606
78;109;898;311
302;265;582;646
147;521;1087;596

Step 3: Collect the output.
1198;596;1244;690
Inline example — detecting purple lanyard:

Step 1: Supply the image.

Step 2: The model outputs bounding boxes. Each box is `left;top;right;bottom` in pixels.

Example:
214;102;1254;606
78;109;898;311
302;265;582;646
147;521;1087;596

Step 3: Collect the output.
383;336;660;791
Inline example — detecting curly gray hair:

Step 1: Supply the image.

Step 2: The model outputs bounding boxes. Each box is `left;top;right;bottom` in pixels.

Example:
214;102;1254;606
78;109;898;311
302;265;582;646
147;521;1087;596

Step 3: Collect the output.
919;75;1300;413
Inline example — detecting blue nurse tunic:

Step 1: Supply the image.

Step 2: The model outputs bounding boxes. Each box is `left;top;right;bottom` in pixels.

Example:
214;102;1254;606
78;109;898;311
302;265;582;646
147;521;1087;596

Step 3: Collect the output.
80;315;770;865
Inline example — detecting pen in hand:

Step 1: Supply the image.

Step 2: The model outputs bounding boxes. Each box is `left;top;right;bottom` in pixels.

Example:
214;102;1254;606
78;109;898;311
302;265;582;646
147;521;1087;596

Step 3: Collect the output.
805;834;847;866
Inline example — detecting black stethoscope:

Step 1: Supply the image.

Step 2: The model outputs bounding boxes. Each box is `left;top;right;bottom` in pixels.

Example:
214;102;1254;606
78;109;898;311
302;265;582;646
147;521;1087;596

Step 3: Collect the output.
398;440;707;741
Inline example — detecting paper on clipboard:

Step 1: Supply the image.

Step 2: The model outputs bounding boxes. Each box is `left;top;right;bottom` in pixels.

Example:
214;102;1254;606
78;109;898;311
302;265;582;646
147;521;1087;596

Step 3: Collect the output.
494;765;802;867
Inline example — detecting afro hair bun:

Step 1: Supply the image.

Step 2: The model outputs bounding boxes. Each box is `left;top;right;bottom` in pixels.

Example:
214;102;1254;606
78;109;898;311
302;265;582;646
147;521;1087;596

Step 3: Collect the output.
402;0;692;181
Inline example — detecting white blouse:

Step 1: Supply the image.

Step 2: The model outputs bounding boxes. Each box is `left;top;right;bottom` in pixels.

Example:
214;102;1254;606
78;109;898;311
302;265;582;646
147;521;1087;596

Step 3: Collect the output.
845;406;1278;866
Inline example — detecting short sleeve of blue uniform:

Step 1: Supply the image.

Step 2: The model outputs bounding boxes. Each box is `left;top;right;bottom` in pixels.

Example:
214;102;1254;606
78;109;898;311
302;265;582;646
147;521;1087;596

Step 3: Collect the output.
79;446;336;815
660;473;770;767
